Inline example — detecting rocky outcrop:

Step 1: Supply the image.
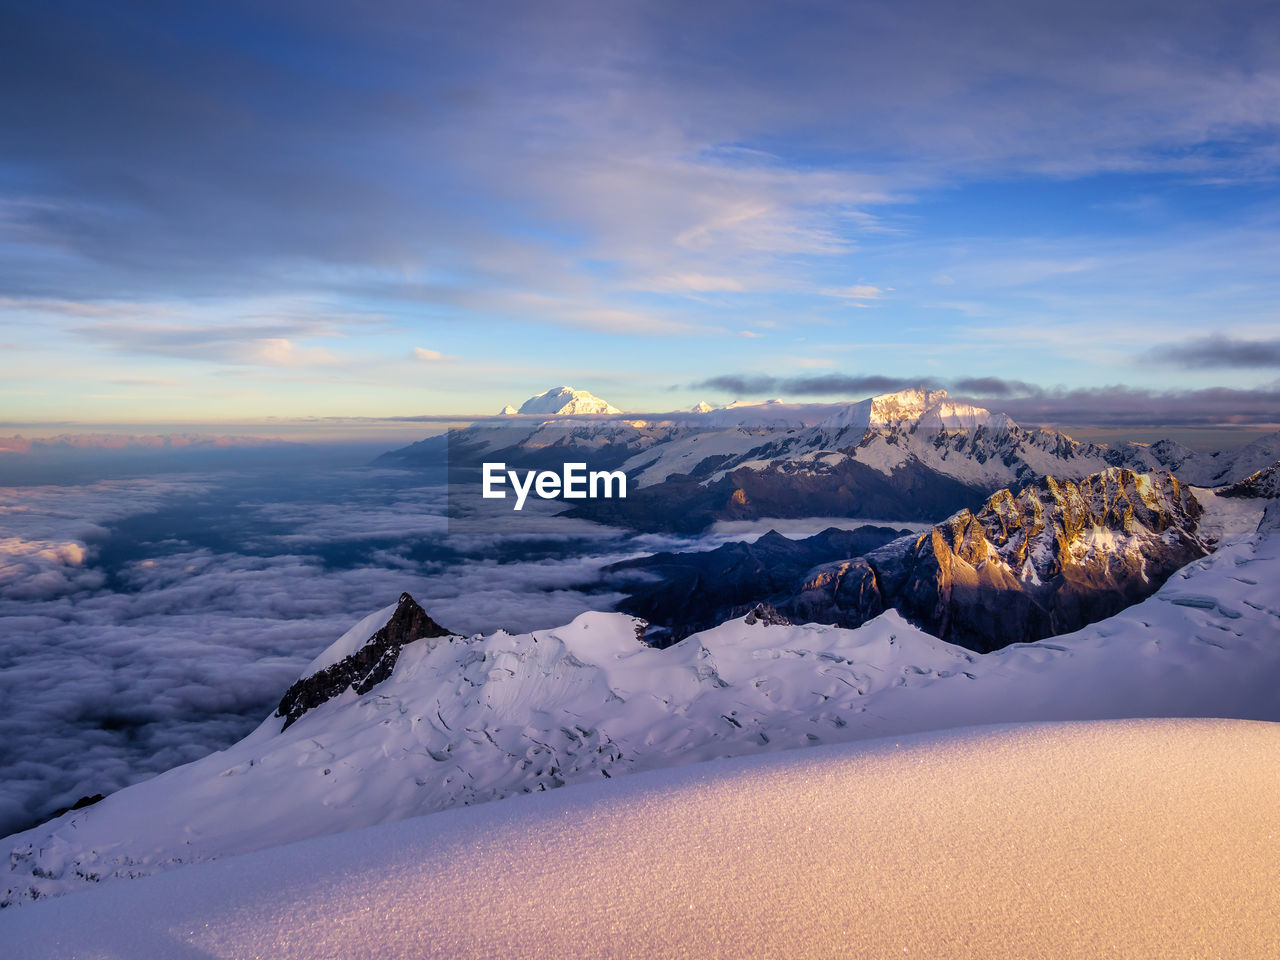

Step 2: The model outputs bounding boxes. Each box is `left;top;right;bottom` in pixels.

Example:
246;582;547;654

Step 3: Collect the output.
275;593;453;730
786;469;1209;652
1218;460;1280;500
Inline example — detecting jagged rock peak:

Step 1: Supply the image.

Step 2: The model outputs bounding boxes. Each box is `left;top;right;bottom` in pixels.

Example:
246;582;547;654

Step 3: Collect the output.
742;603;790;626
275;593;452;730
1218;460;1280;500
516;386;622;416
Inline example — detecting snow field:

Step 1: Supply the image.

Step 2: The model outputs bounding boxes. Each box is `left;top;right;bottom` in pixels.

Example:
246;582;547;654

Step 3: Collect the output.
3;718;1278;959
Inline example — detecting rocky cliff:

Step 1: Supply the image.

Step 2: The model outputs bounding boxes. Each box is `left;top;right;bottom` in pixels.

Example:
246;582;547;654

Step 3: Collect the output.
788;468;1208;651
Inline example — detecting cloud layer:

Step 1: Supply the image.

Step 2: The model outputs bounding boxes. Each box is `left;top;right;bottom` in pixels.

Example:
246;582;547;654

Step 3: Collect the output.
1151;336;1280;370
691;373;1280;428
0;462;712;839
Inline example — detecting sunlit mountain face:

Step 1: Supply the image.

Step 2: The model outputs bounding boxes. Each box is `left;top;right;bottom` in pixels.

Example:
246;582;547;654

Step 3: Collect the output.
2;1;1279;954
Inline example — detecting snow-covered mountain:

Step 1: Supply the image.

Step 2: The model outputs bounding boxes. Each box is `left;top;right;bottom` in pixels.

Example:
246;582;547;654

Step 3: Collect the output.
6;524;1279;908
1177;433;1280;486
618;389;1083;490
515;386;622;416
571;392;1280;531
376;387;1278;532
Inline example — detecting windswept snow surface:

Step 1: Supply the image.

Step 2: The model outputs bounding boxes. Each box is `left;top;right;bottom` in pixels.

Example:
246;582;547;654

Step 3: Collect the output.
5;530;1280;907
4;718;1279;960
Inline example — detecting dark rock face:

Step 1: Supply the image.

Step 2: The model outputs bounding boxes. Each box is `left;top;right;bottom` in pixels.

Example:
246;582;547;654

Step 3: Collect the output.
788;557;886;626
275;593;452;730
608;525;911;644
741;602;792;626
787;469;1209;652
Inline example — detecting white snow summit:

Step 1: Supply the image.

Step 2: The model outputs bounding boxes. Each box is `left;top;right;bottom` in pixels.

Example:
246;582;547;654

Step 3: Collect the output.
515;386;622;416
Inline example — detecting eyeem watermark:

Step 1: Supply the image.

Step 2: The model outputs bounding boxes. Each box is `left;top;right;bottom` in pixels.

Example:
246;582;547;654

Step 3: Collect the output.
482;462;627;510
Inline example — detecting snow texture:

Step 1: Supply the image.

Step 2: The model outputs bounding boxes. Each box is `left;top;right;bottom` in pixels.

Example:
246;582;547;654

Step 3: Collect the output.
3;718;1278;959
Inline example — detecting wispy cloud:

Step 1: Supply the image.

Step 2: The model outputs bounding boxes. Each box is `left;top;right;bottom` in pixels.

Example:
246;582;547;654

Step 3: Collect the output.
820;284;887;301
75;321;342;367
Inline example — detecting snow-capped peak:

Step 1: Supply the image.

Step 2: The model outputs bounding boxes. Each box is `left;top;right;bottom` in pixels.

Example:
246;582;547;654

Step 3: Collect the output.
818;388;1003;434
691;401;715;414
497;404;518;415
516;386;622;416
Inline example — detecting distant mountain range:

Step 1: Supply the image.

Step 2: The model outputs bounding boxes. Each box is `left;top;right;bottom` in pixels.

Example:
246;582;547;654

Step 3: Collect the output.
378;386;1280;532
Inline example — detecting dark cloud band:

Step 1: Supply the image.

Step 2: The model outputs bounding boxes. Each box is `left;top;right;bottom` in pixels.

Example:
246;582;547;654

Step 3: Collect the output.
690;373;1280;428
1150;337;1280;370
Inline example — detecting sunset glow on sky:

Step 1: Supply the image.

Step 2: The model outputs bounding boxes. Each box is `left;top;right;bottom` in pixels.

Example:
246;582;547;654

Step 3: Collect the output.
2;1;1278;426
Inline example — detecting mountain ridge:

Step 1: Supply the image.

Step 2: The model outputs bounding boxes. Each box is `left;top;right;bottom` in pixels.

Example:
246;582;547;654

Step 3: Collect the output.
789;467;1208;651
5;524;1279;908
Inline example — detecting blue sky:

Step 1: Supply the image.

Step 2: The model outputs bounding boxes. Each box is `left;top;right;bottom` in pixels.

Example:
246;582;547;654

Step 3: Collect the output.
2;0;1278;427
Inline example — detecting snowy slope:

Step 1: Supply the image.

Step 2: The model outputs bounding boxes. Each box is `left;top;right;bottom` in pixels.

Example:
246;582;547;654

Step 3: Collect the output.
5;528;1280;908
1198;433;1280;485
1111;434;1280;486
4;719;1278;960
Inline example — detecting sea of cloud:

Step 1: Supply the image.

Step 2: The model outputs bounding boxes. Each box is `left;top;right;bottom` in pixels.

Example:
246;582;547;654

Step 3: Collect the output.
0;457;708;839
